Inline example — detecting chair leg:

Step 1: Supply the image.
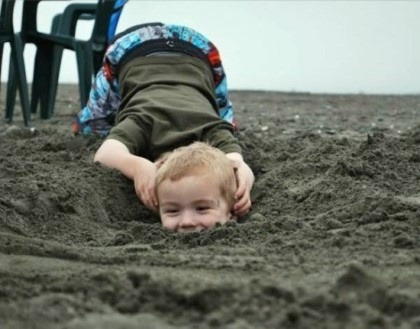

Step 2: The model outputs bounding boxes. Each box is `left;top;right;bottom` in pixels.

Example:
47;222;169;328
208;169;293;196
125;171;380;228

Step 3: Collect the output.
0;43;4;96
93;49;105;75
30;48;44;114
10;33;30;126
45;13;65;118
35;44;55;120
46;43;64;118
5;49;17;122
28;14;64;118
75;41;93;108
28;42;61;120
31;21;63;119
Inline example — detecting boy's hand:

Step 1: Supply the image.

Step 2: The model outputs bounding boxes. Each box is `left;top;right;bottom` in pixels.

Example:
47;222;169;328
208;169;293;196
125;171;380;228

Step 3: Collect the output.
133;158;158;212
226;152;255;217
233;161;254;216
94;139;159;212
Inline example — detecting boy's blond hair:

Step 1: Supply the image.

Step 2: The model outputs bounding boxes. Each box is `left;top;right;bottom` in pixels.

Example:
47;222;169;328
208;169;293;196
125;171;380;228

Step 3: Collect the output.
155;142;237;208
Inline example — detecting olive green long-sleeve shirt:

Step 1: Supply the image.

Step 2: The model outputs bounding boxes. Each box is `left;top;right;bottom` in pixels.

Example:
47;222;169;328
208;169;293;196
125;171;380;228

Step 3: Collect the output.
107;54;241;161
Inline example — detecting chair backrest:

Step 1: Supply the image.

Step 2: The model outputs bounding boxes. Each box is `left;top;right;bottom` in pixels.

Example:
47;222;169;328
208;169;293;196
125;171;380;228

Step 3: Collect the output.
58;0;128;42
107;0;128;40
90;0;118;49
0;0;15;34
20;0;127;41
18;0;128;75
91;0;128;72
20;0;41;33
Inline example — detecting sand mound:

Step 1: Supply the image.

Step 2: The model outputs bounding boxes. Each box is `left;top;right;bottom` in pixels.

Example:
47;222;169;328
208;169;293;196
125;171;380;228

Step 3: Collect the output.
1;86;419;328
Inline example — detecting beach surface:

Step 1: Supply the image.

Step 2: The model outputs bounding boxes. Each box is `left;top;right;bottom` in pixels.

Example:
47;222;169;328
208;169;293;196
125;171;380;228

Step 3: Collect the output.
1;85;420;328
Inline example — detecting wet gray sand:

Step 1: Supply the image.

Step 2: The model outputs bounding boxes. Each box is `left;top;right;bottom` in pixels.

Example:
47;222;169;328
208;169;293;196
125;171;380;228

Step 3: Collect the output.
1;85;419;328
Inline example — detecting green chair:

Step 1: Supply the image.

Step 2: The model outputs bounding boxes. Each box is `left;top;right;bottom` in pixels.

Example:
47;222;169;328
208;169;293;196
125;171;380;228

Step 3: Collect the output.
7;0;126;120
30;3;97;119
0;0;30;126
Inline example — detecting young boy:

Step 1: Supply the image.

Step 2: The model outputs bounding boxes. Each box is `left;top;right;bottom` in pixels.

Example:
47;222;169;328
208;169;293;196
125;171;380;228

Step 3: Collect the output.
74;23;254;228
155;142;237;232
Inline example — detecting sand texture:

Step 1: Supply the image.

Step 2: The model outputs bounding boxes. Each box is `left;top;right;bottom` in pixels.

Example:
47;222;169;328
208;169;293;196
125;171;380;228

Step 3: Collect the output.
1;85;420;328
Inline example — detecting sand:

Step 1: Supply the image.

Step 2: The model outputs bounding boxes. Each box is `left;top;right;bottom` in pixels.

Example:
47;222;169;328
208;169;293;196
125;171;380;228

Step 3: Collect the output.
0;85;419;328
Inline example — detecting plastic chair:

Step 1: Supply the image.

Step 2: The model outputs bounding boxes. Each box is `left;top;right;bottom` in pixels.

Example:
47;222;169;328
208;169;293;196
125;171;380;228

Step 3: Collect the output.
30;3;97;120
0;0;30;126
7;0;127;120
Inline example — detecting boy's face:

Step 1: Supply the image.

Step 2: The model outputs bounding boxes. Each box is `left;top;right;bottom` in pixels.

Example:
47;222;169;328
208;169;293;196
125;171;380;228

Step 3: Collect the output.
157;173;232;233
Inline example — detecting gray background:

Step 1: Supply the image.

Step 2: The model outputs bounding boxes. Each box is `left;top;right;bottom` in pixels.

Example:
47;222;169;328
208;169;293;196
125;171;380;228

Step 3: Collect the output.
2;0;419;94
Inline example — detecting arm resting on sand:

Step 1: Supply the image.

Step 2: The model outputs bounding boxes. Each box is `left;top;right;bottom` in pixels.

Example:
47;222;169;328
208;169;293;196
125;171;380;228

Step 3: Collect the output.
94;139;158;211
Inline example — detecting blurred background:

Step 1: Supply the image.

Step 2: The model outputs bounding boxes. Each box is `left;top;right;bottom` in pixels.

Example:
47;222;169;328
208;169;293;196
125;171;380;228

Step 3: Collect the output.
2;0;419;94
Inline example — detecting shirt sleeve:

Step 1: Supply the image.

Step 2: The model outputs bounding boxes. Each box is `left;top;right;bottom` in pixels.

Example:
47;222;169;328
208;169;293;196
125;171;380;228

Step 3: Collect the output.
203;123;242;155
106;116;149;156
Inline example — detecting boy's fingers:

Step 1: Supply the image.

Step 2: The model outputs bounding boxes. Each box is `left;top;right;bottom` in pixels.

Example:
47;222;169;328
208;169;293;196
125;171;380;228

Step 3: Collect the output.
234;193;251;214
135;180;158;211
236;202;250;216
144;197;156;212
136;189;144;204
235;188;250;207
145;189;158;212
235;196;247;210
147;185;158;207
235;182;246;199
235;199;251;217
137;186;153;211
150;195;158;209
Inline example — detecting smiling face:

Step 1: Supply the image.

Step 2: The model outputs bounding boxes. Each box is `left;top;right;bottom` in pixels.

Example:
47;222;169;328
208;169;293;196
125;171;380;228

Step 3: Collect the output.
157;173;232;232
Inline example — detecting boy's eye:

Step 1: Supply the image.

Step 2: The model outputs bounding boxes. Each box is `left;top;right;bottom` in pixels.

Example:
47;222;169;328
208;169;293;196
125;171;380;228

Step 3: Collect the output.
197;206;210;212
164;209;179;214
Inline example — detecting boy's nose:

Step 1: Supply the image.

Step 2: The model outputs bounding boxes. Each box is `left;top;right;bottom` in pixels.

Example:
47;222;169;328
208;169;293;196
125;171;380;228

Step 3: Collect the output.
178;213;198;232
